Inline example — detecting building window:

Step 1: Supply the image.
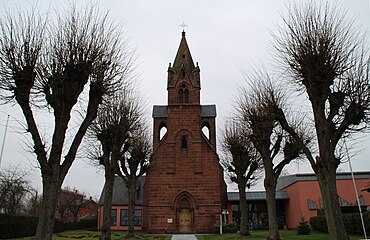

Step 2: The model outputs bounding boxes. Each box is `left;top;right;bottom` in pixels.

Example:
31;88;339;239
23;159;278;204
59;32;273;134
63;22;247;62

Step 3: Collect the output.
120;209;128;226
134;210;142;226
178;84;189;103
111;209;117;226
181;136;188;149
231;204;240;225
307;199;317;210
119;209;142;226
202;122;210;140
159;122;167;140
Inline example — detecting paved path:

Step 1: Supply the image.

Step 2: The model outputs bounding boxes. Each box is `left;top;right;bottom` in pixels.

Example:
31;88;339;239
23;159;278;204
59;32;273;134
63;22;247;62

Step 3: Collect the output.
171;234;197;240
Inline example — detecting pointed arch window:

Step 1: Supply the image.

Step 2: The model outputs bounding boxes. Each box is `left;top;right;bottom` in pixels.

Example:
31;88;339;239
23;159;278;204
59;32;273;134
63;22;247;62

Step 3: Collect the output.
202;121;210;140
159;122;167;140
178;84;189;103
181;135;188;149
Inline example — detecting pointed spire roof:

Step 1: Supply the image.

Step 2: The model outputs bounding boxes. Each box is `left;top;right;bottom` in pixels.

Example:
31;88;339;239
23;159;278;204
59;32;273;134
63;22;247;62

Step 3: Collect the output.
168;31;200;88
173;31;195;71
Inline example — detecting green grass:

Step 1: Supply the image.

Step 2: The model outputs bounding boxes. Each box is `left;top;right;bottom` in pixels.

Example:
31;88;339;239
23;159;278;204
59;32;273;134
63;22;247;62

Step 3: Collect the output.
195;230;366;240
14;230;366;240
15;230;171;240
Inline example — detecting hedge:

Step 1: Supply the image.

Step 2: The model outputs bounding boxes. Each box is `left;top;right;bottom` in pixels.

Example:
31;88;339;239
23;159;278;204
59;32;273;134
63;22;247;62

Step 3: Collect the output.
213;223;239;234
0;214;97;239
310;212;370;235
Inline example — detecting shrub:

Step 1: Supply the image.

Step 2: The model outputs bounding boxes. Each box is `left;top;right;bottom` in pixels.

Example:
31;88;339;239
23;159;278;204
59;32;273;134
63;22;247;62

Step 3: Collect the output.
310;212;370;235
309;215;327;233
213;223;238;234
0;214;97;239
0;214;38;239
297;217;310;235
54;219;97;233
223;223;238;233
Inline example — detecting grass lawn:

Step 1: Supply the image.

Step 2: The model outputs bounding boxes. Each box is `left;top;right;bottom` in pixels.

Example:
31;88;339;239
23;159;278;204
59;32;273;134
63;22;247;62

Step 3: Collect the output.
14;230;366;240
15;230;171;240
196;230;366;240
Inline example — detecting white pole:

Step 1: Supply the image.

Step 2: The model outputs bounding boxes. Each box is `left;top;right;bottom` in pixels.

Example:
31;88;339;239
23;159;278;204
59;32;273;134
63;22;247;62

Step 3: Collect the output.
220;215;222;234
345;141;367;239
0;115;9;166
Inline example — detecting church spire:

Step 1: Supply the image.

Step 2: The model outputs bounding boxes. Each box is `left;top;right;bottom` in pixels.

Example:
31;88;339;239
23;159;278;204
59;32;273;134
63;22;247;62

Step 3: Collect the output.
167;31;200;89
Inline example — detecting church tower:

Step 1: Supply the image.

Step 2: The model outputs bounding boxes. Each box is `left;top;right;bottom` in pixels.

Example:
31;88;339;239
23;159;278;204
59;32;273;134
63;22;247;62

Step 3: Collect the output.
142;31;227;234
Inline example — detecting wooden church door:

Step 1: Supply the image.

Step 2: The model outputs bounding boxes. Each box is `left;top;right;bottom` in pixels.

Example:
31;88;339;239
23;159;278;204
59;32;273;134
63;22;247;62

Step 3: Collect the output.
178;208;192;232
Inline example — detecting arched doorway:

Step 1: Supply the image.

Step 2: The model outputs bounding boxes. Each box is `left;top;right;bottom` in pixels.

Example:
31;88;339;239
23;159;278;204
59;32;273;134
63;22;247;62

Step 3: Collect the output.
178;200;192;232
173;191;196;233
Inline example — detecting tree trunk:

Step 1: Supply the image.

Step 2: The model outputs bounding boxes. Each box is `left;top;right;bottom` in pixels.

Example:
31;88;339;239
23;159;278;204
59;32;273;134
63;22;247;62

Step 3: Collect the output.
237;181;250;236
100;170;115;240
35;173;60;240
316;168;349;240
127;179;137;238
264;176;280;240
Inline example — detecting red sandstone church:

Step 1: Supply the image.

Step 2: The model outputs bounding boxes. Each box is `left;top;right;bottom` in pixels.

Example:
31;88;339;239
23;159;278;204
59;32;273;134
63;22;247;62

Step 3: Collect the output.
98;31;227;233
97;32;370;233
142;30;228;233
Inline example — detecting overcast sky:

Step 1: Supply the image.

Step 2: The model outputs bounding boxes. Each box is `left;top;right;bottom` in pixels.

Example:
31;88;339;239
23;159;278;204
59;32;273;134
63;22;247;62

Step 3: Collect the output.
0;0;369;199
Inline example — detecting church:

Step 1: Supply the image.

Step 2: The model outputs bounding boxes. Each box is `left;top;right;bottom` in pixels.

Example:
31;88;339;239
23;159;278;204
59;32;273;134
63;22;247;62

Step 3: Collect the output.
97;31;228;234
96;31;370;234
142;30;228;233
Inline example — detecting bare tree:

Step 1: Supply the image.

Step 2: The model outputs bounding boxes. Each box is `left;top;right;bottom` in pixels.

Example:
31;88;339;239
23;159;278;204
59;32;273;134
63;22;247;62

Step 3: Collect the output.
0;4;134;239
117;130;151;238
274;2;370;239
221;120;262;236
24;190;41;217
56;188;84;222
0;167;33;214
238;71;306;240
88;89;144;240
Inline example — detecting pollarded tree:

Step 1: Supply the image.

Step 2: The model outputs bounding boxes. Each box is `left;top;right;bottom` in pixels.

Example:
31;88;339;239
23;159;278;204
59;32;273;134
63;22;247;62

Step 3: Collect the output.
116;130;151;238
88;89;144;240
221;120;262;236
0;4;134;239
238;71;307;240
274;2;370;239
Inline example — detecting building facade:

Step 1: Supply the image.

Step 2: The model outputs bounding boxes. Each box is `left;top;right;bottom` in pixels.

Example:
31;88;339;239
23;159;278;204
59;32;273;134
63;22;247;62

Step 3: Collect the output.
141;31;227;233
98;172;370;231
276;172;370;229
98;177;145;231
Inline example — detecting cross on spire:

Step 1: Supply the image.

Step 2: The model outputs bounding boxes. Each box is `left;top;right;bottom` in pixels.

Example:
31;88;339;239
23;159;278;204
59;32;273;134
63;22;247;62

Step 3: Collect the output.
179;22;188;32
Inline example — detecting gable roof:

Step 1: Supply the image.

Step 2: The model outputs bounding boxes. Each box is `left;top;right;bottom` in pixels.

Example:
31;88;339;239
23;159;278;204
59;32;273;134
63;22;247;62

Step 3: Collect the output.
98;176;146;205
276;171;370;191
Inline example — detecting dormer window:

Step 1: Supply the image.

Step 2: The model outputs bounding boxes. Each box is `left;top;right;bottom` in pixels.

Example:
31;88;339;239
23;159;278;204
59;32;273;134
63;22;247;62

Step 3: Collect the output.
178;84;189;103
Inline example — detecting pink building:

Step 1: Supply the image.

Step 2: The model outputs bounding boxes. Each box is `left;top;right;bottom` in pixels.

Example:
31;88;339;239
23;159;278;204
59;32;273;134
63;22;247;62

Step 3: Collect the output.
276;172;370;228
